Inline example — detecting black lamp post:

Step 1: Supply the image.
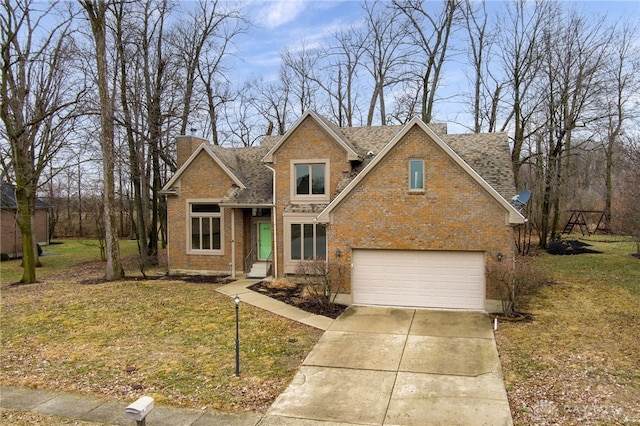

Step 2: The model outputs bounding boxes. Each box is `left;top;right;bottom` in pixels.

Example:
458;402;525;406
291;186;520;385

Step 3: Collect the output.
234;295;240;377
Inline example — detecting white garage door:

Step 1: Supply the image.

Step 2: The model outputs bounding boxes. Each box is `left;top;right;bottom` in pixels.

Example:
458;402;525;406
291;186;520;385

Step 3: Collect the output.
352;250;485;310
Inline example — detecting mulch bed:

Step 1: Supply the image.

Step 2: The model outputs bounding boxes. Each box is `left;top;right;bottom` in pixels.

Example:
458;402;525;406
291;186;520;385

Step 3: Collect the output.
249;281;347;319
547;239;602;255
80;274;232;286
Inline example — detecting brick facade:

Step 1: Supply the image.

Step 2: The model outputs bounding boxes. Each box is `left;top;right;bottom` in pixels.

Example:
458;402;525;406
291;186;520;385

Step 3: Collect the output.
163;112;521;308
323;125;515;299
271;116;353;276
166;150;247;275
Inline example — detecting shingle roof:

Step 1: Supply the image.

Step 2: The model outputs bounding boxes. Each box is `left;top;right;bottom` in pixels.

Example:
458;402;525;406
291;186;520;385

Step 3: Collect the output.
443;133;515;201
1;182;50;210
184;114;516;208
211;145;274;206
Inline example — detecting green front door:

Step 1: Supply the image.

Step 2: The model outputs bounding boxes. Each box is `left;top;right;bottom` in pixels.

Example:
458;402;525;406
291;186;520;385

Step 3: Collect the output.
258;222;272;260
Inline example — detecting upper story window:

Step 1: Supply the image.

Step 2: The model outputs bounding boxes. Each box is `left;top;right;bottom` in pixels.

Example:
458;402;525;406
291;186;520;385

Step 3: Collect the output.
409;159;424;191
189;202;223;254
291;160;329;201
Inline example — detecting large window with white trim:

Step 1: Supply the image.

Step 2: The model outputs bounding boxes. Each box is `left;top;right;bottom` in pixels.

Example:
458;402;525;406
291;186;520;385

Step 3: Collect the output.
189;203;223;253
291;160;329;201
290;223;326;261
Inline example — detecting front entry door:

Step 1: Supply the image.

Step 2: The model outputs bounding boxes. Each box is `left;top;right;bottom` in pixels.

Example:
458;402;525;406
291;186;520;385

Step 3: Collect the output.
258;222;272;260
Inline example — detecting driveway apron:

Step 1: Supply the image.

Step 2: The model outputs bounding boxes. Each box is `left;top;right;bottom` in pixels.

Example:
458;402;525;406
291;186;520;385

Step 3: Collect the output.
261;306;513;426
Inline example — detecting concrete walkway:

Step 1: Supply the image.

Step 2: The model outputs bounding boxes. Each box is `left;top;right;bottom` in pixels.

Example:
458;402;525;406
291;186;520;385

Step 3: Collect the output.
1;279;513;425
215;278;335;330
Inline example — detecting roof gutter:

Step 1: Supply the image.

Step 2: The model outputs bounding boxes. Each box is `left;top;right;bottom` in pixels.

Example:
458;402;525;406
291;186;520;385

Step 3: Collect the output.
264;164;278;278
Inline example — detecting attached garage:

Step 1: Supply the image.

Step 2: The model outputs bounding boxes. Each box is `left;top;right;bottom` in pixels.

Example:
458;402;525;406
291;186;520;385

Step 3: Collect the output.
351;249;486;310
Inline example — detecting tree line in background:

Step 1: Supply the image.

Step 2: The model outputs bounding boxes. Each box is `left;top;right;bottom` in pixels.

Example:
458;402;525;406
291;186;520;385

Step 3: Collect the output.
1;0;639;282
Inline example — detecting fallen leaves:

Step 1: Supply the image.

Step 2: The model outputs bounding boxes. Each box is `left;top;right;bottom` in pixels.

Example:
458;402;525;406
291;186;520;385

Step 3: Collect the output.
496;246;640;425
1;250;322;413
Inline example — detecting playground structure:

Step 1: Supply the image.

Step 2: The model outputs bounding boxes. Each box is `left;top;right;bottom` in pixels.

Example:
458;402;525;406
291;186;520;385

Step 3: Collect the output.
562;210;610;236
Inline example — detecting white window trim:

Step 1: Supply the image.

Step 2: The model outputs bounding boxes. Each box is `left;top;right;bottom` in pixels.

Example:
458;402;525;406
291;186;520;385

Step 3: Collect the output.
283;213;328;273
186;199;225;255
408;158;425;192
290;159;330;202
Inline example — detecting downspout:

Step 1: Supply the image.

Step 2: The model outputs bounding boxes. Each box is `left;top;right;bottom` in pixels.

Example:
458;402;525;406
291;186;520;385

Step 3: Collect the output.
231;208;236;279
265;165;278;277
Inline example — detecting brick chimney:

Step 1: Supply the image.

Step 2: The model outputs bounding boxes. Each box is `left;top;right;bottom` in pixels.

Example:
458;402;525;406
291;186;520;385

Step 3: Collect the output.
176;135;209;168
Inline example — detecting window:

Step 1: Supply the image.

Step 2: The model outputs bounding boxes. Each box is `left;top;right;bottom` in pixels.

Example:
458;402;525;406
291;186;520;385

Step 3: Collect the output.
189;203;222;253
294;163;326;196
290;223;326;260
409;159;424;191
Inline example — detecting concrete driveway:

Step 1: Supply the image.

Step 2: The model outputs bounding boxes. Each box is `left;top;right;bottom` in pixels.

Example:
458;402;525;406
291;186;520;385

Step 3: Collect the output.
260;306;513;426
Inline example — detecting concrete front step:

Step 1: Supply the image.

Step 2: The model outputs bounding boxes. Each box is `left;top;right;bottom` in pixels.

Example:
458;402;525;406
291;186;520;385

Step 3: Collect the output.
247;261;269;278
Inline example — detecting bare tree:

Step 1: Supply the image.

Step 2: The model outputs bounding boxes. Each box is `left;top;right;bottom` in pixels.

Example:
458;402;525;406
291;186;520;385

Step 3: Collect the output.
81;0;124;280
615;137;640;253
171;0;246;141
461;0;495;133
362;1;413;126
537;10;610;247
496;0;550;187
252;76;291;136
281;41;321;116
1;0;81;282
322;27;367;127
598;21;639;230
392;0;459;124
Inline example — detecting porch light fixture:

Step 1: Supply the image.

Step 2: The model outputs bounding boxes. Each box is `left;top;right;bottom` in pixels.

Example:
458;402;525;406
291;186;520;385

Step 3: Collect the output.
234;295;240;377
335;248;342;258
497;252;504;261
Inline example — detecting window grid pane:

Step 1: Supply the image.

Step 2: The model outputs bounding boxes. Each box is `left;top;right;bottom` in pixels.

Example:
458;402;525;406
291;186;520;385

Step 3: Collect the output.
410;160;424;190
190;203;222;252
202;217;211;250
191;217;200;250
296;165;310;195
212;218;221;250
316;225;326;259
303;224;314;259
291;224;301;260
311;164;325;194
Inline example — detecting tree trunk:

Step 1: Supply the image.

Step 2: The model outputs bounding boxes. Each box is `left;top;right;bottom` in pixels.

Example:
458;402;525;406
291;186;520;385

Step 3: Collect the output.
82;0;123;280
15;186;37;282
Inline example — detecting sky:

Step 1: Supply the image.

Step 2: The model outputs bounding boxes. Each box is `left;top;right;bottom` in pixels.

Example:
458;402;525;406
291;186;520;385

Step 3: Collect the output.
232;0;639;81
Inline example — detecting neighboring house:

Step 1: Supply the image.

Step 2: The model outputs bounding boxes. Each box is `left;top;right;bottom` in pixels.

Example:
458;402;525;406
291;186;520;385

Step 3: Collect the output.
162;111;524;311
0;182;50;258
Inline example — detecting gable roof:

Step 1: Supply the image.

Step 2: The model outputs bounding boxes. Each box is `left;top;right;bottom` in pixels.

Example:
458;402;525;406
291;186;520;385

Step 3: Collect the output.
161;142;275;206
316;117;525;225
262;110;361;163
216;145;273;206
163;112;521;219
162;143;245;192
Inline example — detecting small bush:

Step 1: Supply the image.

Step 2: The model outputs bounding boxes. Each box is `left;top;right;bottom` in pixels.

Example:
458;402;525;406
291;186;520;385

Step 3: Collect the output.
514;256;549;308
295;258;347;307
489;255;549;315
266;277;297;290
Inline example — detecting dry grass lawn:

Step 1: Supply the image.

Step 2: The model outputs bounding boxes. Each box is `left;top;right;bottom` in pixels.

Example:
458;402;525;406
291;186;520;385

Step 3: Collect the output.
2;237;639;425
1;240;322;415
496;237;640;425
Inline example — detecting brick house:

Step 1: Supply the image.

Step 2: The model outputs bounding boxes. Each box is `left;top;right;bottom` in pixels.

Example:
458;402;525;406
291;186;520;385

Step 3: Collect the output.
1;182;50;258
162;111;524;311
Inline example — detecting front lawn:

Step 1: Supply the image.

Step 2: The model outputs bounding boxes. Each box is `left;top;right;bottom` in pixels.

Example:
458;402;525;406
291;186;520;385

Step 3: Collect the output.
496;237;640;425
0;240;322;413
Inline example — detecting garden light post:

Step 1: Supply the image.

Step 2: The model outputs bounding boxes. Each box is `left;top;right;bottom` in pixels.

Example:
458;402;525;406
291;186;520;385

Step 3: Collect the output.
234;295;240;377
